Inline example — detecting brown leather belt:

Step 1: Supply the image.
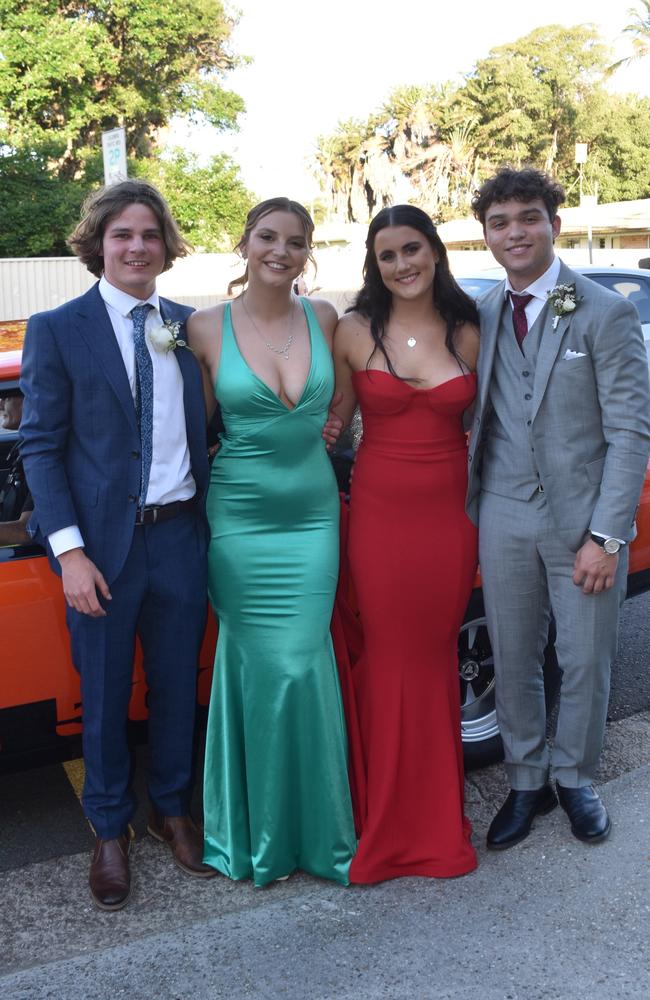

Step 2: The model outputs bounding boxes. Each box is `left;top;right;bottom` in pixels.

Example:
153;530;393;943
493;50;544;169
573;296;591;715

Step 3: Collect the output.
134;495;197;525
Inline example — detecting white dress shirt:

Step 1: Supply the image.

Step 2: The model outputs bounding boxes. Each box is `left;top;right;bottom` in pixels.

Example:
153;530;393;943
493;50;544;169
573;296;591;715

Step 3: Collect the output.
503;256;561;328
49;277;195;558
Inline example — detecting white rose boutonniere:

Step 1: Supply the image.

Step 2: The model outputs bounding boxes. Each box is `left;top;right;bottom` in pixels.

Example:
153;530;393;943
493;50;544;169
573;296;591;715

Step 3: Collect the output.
547;283;580;330
149;319;190;353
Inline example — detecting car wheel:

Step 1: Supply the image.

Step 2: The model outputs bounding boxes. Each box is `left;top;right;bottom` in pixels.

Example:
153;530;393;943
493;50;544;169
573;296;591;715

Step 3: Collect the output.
458;591;502;769
458;590;561;770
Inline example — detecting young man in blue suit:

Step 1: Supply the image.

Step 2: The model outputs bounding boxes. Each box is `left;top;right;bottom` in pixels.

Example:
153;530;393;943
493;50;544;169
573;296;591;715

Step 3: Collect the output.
20;180;216;909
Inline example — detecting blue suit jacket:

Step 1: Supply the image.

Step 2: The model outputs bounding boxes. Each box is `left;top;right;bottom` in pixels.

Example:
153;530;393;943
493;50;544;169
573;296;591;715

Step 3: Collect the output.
20;283;209;583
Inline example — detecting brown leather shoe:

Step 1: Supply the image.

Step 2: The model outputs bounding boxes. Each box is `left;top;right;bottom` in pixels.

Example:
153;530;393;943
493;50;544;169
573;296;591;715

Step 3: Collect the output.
89;831;132;910
147;809;217;878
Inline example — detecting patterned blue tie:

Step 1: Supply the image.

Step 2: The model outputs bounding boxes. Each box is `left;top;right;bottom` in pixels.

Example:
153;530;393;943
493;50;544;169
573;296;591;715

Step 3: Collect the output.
131;304;154;506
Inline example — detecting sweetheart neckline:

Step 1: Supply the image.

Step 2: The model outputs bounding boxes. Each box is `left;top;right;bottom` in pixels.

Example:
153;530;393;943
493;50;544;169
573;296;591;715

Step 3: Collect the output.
352;370;476;393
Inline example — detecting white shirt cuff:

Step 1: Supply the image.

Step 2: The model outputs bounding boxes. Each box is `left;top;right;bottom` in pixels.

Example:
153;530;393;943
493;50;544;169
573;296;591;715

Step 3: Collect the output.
590;531;626;545
48;526;85;558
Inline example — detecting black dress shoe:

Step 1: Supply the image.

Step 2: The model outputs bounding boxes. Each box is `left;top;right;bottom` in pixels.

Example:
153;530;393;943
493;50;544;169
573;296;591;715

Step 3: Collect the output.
487;785;558;850
556;783;611;843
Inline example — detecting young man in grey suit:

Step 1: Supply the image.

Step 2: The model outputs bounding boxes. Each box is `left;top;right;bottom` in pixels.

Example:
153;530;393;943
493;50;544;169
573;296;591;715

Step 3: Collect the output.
466;167;650;849
20;180;216;908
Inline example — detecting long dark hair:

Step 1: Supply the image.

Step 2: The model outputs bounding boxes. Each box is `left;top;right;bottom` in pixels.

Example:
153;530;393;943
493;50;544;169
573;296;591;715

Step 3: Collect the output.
348;205;478;379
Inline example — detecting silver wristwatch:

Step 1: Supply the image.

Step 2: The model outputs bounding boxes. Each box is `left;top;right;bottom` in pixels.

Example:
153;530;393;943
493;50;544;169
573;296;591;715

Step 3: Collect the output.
590;533;622;555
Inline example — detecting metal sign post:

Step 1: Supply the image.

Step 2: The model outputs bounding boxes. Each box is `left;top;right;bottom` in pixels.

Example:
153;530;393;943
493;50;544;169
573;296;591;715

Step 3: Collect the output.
102;128;128;186
575;144;594;264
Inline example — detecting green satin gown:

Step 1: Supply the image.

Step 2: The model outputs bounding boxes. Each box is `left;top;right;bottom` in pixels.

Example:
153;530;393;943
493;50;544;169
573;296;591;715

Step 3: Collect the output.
203;299;356;886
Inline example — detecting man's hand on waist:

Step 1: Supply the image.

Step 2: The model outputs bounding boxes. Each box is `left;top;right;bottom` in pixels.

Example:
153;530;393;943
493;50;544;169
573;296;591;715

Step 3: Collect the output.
322;391;344;449
58;547;112;617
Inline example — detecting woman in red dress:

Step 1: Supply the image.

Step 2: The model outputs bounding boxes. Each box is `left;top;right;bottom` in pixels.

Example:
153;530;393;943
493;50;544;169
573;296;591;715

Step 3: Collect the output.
333;205;480;882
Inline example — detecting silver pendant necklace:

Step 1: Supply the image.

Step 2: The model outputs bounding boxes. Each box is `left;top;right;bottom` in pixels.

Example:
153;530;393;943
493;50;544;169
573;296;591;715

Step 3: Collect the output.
390;320;418;349
241;293;296;360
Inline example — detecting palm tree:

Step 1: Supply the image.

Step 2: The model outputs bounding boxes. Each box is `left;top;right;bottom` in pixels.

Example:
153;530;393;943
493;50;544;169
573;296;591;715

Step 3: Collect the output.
608;1;650;73
312;85;483;223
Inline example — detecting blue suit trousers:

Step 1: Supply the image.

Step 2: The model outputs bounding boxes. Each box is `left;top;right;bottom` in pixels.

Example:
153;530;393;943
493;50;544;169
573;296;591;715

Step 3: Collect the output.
67;509;208;838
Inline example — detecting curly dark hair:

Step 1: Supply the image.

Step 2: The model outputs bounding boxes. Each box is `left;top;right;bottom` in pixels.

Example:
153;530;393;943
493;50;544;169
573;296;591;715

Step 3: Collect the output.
471;167;565;226
347;205;478;379
67;180;191;277
228;197;316;295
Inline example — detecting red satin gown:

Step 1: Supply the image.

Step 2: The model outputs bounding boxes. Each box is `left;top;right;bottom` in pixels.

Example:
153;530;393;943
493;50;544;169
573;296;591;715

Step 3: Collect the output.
348;369;478;883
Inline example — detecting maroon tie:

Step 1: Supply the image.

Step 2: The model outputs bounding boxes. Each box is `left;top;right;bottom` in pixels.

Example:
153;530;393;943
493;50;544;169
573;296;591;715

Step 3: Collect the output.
510;292;534;348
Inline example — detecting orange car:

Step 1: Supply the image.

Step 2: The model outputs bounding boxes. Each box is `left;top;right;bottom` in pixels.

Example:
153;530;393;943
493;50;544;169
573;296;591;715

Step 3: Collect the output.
2;349;650;770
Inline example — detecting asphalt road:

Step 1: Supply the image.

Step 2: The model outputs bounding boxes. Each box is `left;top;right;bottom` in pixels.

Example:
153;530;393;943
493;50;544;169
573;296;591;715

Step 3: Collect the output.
4;730;650;999
608;589;650;721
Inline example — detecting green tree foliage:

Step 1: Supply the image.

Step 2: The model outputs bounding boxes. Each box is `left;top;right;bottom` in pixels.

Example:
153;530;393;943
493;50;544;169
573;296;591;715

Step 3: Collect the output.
457;25;607;175
135;150;253;251
0;146;89;256
0;0;243;174
0;0;252;256
0;145;254;257
314;23;650;221
609;1;650;72
313;116;384;220
576;92;650;204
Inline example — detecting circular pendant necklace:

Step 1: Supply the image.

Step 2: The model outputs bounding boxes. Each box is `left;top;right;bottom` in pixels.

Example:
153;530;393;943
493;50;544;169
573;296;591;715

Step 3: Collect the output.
407;336;417;348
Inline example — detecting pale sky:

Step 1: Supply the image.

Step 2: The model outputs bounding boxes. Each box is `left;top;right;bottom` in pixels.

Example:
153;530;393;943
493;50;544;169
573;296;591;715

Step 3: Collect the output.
171;0;649;201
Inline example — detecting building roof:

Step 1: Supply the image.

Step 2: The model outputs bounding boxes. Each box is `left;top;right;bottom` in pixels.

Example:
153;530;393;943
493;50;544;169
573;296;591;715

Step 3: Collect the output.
438;199;650;245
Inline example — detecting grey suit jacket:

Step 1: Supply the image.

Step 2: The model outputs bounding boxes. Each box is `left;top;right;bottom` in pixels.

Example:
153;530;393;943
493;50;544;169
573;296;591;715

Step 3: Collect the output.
466;260;650;550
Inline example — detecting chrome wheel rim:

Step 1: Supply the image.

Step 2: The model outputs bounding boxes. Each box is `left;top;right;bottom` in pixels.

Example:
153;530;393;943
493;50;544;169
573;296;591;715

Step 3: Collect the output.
457;615;499;744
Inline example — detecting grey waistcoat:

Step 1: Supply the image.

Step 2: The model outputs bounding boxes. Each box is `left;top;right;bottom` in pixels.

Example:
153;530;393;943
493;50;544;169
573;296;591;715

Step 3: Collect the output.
481;301;550;500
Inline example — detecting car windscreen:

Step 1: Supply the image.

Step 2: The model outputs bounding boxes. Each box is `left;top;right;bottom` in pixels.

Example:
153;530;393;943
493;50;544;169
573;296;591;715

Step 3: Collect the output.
457;277;500;299
586;273;650;325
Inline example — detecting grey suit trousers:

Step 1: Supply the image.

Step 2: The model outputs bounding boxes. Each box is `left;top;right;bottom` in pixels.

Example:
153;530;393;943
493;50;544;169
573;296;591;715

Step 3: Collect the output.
478;488;627;789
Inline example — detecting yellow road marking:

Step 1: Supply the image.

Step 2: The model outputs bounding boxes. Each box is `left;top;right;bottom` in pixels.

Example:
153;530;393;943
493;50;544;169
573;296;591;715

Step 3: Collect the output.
63;758;85;801
61;757;133;839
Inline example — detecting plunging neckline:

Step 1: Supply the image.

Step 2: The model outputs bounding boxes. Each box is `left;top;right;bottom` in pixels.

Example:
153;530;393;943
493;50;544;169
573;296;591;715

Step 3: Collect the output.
227;299;315;412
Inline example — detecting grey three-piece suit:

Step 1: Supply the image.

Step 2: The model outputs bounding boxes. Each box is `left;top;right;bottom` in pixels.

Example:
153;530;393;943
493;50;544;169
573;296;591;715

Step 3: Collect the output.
466;260;650;789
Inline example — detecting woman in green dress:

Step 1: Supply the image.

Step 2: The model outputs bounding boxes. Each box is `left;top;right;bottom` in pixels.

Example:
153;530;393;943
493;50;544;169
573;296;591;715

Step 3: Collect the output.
188;198;356;886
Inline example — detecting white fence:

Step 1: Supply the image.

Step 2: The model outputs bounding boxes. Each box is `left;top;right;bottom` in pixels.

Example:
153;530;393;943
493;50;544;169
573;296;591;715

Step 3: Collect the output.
1;248;648;321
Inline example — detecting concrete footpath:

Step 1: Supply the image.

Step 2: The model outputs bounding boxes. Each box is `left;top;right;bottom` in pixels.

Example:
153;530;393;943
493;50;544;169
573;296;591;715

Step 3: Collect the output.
2;713;650;1000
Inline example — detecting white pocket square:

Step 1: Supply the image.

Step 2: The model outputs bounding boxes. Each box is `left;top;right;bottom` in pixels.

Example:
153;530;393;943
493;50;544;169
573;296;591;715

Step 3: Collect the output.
563;349;587;360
